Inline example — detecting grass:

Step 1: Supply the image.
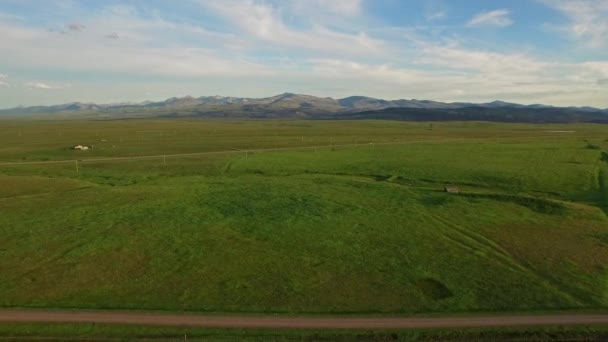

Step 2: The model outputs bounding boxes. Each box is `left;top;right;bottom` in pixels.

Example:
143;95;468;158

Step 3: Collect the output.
0;120;607;327
1;322;608;341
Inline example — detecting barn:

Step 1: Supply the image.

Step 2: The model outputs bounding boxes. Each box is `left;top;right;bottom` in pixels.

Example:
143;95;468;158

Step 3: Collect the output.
73;145;90;150
444;186;460;194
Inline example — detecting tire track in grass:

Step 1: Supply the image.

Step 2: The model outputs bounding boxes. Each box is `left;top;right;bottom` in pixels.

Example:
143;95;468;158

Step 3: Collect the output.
429;214;584;306
432;215;525;272
597;153;608;304
2;187;122;284
429;215;546;287
274;169;588;305
0;187;93;201
376;177;587;305
336;174;569;288
393;196;528;278
597;167;607;214
585;150;608;219
376;179;548;276
221;159;235;175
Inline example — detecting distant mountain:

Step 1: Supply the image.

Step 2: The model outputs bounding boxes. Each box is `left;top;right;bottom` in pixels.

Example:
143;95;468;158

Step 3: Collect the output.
1;93;607;123
337;96;480;110
338;96;393;109
0;102;101;114
479;100;526;108
325;106;608;124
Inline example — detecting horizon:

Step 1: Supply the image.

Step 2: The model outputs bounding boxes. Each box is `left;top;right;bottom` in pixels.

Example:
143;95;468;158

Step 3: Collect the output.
1;0;607;108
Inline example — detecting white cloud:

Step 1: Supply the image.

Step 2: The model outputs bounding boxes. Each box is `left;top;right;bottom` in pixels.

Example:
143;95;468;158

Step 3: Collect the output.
288;0;362;17
541;0;608;48
0;9;267;78
307;57;605;106
0;11;24;21
424;2;448;21
25;81;71;90
576;61;608;87
0;74;9;87
66;23;85;32
105;32;119;39
303;35;607;106
200;0;385;56
26;82;53;89
418;44;548;75
426;10;447;21
467;9;513;27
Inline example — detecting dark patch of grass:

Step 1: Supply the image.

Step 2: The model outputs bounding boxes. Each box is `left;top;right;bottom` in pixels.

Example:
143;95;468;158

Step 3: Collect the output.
592;233;608;245
419;195;453;206
373;174;392;182
415;278;453;300
459;193;566;214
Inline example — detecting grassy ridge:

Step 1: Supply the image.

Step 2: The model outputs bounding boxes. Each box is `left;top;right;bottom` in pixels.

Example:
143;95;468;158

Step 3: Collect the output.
0;120;607;314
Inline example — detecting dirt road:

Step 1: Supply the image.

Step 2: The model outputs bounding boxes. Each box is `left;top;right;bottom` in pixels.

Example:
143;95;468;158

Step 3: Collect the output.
1;310;607;329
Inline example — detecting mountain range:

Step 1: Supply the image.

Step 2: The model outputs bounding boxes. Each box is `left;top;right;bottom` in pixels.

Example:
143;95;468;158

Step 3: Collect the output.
2;93;607;123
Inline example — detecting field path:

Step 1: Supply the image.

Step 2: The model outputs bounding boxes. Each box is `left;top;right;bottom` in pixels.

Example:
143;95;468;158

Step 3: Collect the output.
0;310;607;329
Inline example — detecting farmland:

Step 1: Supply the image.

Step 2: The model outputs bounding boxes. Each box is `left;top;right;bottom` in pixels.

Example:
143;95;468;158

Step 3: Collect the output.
0;119;607;316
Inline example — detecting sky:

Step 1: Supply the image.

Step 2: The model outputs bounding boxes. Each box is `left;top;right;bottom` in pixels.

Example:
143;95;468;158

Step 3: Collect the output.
0;0;607;108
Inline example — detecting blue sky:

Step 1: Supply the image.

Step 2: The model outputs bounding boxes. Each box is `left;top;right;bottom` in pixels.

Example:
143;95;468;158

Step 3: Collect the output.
0;0;607;108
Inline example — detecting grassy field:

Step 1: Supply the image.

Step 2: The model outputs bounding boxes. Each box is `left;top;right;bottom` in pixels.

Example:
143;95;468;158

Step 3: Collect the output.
1;322;608;341
0;119;607;315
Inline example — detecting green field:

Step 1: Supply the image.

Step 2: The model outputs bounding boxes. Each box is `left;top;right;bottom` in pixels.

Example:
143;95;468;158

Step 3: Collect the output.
0;119;607;315
1;322;608;341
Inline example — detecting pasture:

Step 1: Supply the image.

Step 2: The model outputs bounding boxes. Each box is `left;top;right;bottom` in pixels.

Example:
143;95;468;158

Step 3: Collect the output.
0;119;607;314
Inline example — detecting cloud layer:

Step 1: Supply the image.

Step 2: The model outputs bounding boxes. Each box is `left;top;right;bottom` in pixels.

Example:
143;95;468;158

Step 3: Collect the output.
542;0;608;48
0;0;607;108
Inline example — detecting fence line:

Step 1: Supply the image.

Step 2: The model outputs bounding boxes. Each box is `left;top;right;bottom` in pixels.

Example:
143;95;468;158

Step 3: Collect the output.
0;138;476;167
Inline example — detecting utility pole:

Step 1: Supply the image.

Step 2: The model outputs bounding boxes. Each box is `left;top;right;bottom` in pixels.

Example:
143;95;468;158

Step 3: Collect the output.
163;155;167;165
75;160;79;173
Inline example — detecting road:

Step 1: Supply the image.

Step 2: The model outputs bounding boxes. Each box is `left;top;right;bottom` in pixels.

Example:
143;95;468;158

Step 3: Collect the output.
0;310;607;329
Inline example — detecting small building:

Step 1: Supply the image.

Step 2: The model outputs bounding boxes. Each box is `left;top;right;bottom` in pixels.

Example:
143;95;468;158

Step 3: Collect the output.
444;186;460;194
73;145;90;151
